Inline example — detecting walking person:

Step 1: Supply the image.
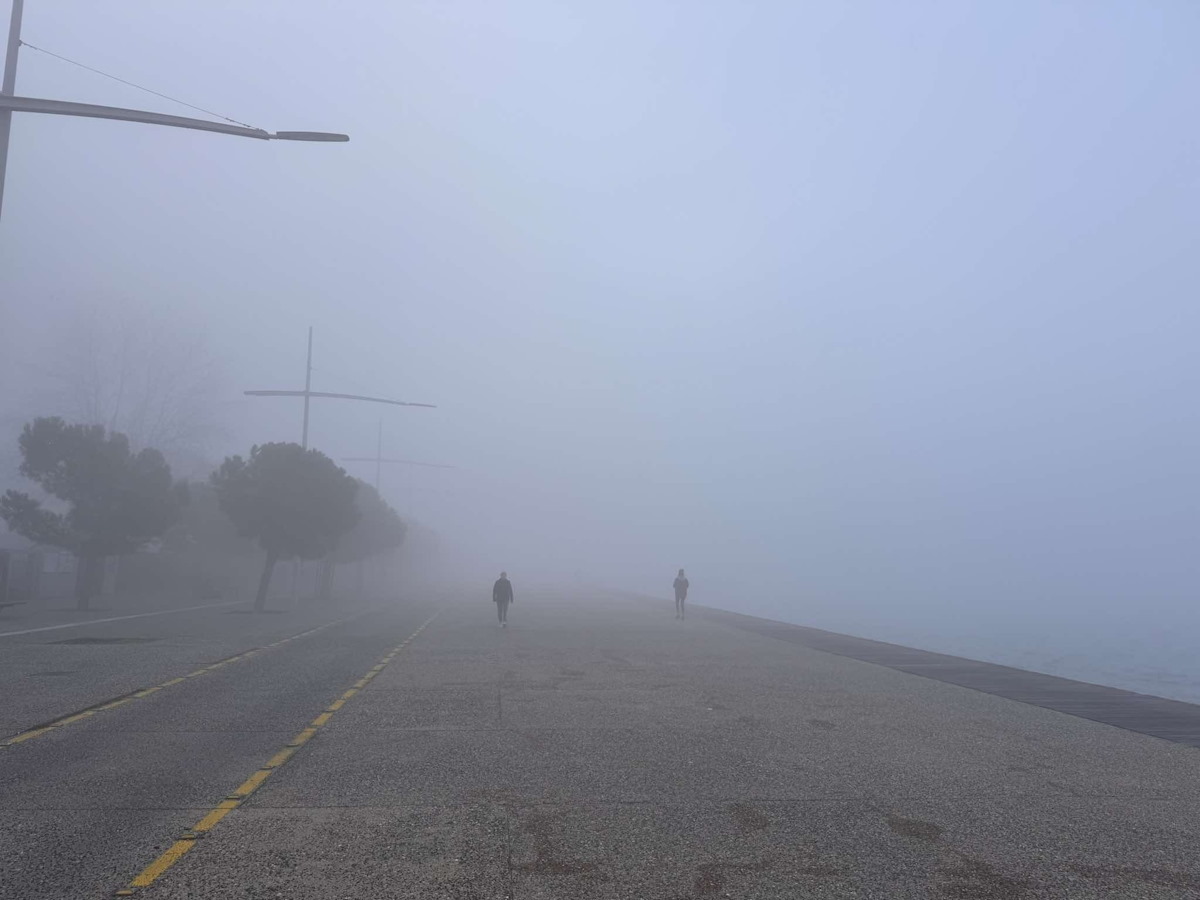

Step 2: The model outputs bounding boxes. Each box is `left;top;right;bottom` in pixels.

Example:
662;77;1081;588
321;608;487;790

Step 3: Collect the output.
673;568;689;619
493;571;514;627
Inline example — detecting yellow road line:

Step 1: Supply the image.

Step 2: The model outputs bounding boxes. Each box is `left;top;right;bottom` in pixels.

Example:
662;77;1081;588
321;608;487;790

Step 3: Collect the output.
1;616;361;751
55;710;96;727
128;840;194;888
264;747;297;769
231;768;272;797
192;804;235;833
121;610;440;894
5;727;51;745
288;727;318;747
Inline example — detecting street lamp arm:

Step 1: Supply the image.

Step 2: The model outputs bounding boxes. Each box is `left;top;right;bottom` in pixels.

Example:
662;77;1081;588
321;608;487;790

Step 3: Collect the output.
344;457;458;469
1;94;267;138
244;390;436;409
0;95;348;142
307;391;435;408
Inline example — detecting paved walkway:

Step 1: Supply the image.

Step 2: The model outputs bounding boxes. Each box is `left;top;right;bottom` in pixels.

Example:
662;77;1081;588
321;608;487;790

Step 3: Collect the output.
3;590;1200;898
696;605;1200;748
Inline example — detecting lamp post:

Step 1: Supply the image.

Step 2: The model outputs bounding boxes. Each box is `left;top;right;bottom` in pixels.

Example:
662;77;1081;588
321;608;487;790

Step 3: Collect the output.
0;0;348;218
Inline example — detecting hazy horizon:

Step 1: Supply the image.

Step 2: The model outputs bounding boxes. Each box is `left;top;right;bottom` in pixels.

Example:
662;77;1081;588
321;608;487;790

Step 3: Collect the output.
3;1;1199;688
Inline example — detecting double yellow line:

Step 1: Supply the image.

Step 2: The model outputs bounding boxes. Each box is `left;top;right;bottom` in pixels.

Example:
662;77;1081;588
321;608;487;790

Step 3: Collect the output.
117;611;440;895
1;617;354;751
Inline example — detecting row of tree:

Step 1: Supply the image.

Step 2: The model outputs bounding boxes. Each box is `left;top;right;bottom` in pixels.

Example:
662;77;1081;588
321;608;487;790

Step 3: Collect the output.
0;417;407;611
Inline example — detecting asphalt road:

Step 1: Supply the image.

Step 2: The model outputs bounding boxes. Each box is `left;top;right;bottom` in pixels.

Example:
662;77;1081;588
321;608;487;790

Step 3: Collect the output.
3;590;1200;898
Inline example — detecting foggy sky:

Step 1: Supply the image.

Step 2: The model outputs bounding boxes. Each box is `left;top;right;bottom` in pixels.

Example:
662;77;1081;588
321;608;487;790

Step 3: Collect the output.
2;2;1199;639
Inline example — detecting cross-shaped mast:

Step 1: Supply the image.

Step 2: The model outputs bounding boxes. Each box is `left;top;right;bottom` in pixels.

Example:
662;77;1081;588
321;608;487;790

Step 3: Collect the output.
344;420;456;491
244;328;435;449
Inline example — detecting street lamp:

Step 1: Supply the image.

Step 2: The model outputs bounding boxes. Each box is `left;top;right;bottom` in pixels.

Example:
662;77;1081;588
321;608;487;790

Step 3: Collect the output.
0;95;349;142
0;0;348;217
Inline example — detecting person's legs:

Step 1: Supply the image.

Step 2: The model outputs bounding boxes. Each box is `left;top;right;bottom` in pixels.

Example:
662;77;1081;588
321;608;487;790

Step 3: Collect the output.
496;602;504;624
679;596;686;619
500;600;509;624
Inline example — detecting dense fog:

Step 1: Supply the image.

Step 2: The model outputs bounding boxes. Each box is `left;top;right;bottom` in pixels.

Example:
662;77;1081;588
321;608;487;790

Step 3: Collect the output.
3;3;1199;697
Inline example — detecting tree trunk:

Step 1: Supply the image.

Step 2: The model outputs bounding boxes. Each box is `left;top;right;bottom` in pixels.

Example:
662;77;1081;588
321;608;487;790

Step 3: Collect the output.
319;556;335;603
74;554;100;611
255;550;278;612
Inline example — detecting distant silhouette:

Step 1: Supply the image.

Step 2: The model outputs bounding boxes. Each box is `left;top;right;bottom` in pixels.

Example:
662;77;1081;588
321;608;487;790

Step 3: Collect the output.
673;568;689;619
493;571;514;626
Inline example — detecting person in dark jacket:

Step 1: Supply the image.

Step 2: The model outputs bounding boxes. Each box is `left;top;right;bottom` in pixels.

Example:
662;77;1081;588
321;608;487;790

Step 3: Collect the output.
673;568;689;619
493;571;514;626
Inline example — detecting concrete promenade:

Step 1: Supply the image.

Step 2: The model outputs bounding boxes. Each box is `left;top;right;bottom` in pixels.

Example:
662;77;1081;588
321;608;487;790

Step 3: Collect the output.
2;589;1199;898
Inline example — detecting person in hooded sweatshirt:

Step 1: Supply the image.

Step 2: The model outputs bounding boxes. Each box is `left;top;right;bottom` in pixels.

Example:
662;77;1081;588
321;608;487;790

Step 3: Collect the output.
673;568;689;619
493;571;514;626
